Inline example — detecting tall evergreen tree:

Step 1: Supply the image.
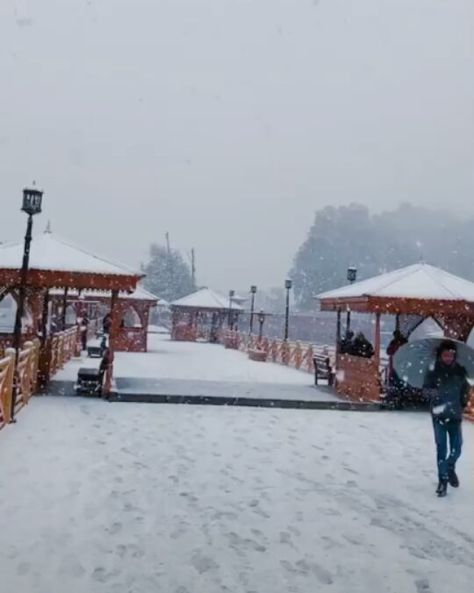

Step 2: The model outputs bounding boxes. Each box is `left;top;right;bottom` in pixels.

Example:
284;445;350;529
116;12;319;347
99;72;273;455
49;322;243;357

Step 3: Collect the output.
142;243;195;302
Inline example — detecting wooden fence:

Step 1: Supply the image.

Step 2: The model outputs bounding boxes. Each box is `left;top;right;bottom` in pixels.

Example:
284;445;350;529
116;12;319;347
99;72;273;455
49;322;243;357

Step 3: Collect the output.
226;330;333;375
0;327;78;429
0;350;15;429
0;340;40;427
49;327;78;377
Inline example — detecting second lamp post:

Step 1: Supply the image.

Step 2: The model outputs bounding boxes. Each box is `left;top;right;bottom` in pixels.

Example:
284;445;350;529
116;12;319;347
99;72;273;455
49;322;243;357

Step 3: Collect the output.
228;289;235;329
284;279;292;341
249;285;257;334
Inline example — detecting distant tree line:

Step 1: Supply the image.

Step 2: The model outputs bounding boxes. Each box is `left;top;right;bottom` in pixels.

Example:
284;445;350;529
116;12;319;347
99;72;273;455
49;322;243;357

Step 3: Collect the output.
289;203;474;310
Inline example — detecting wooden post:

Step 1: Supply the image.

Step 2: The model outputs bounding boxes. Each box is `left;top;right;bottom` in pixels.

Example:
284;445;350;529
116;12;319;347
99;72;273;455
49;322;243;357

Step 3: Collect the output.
41;289;49;345
1;349;16;424
336;309;342;358
61;287;69;330
374;312;381;368
104;289;119;395
334;309;342;388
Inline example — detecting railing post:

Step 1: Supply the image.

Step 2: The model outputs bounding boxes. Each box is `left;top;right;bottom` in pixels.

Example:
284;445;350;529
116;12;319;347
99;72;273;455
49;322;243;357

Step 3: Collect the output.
38;337;53;389
22;341;33;404
2;349;16;424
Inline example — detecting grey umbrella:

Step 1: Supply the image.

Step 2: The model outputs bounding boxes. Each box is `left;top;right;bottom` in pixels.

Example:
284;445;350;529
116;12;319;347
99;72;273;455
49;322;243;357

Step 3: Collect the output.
393;338;474;390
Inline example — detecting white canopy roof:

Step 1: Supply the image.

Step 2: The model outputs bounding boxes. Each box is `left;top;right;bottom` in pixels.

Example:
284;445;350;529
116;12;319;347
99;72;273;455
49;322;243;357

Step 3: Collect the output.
318;263;474;302
171;288;244;311
0;232;139;277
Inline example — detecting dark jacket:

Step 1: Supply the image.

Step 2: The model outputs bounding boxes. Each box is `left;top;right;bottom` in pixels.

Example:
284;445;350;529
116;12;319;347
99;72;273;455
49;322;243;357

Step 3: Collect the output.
352;335;374;359
386;336;407;357
423;362;470;421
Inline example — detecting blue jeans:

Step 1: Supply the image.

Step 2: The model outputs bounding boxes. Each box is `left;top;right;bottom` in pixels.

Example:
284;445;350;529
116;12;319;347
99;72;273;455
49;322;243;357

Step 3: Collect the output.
433;419;463;481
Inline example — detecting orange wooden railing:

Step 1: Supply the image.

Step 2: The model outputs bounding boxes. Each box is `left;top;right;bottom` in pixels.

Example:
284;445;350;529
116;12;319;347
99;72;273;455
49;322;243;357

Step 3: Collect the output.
226;330;333;376
49;327;78;377
14;339;41;414
0;339;41;427
0;350;15;428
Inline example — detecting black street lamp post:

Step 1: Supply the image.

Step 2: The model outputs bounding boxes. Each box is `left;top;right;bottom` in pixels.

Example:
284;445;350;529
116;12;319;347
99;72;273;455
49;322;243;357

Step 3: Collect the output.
11;187;43;422
258;310;265;342
346;266;357;333
284;279;292;341
228;289;235;329
249;285;257;334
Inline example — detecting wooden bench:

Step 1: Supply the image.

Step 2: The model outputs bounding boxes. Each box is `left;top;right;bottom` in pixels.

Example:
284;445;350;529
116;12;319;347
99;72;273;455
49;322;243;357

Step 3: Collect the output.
313;353;334;386
248;348;267;362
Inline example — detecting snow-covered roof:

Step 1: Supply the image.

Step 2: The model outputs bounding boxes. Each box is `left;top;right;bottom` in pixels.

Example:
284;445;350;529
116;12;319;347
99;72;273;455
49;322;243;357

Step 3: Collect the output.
49;286;160;302
171;288;244;311
0;232;140;277
318;263;474;302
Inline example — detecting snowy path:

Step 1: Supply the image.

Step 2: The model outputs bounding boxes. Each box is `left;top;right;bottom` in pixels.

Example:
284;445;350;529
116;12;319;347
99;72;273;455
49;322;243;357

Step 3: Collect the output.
55;333;336;401
1;398;473;593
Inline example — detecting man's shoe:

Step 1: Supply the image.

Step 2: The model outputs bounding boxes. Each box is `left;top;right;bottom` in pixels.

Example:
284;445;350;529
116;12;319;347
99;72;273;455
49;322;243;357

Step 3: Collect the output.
448;470;459;488
437;480;448;497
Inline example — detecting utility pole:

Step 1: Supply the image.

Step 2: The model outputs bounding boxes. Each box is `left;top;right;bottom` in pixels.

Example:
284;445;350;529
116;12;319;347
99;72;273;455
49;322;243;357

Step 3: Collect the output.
165;232;171;255
191;248;196;288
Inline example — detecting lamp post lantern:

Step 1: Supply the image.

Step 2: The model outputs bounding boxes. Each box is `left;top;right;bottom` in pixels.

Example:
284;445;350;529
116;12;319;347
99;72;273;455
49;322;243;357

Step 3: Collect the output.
284;279;292;341
347;266;357;284
228;289;235;329
249;285;257;334
11;187;43;422
258;309;266;342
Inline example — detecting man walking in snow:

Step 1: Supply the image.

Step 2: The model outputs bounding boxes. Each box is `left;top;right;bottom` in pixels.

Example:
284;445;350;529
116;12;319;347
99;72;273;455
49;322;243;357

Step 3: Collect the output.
423;340;471;497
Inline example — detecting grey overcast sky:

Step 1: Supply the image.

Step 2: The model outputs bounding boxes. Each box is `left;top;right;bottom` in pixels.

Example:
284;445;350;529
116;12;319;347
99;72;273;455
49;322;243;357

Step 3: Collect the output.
1;0;473;292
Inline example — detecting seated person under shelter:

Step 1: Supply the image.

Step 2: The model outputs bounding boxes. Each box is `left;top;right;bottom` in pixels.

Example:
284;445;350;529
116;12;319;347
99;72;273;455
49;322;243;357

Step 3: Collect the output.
340;330;355;354
351;332;375;358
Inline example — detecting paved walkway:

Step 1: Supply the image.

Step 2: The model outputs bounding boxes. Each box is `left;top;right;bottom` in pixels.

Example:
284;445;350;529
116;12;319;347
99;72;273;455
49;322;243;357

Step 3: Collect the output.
1;398;473;593
55;333;338;402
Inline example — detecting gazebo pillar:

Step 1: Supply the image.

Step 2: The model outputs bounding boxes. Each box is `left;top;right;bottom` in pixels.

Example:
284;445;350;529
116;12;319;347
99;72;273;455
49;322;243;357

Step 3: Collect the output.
40;289;49;344
61;287;68;330
335;308;342;371
104;289;119;394
374;312;381;368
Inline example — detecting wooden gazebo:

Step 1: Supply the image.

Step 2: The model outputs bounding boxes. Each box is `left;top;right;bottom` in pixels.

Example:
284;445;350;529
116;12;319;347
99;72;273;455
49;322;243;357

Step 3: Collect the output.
0;231;143;393
318;263;474;401
171;288;243;342
49;286;159;352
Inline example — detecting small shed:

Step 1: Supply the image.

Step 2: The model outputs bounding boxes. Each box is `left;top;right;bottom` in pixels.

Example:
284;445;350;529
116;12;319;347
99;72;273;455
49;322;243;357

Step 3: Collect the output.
170;288;243;342
318;263;474;401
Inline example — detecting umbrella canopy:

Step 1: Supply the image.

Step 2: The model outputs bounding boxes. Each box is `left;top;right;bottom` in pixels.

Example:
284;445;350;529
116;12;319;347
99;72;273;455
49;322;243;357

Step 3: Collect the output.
393;338;474;389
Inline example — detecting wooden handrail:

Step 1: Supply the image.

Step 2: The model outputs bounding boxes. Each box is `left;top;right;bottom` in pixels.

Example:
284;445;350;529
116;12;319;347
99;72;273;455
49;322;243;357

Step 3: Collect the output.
0;350;15;427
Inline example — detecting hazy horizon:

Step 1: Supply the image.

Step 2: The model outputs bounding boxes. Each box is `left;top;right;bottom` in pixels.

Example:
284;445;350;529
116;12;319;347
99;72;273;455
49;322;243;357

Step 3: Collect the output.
1;0;473;292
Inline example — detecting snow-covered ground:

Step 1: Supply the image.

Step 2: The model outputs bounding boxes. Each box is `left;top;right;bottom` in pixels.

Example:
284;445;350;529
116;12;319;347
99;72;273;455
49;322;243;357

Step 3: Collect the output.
1;397;473;593
54;333;335;401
